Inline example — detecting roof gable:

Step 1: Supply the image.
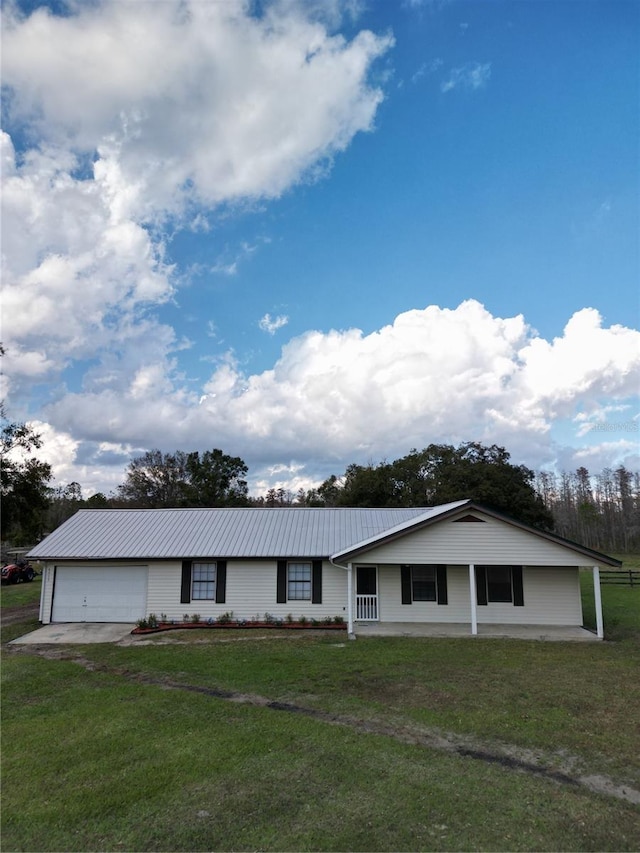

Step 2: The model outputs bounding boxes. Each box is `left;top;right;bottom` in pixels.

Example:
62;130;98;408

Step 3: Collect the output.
330;502;621;567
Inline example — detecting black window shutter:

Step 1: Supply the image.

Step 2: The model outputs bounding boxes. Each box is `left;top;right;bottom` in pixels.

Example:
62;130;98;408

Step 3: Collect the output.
475;565;487;606
216;560;227;604
180;560;192;604
312;560;322;604
436;565;448;605
277;560;287;603
401;565;412;605
512;565;524;606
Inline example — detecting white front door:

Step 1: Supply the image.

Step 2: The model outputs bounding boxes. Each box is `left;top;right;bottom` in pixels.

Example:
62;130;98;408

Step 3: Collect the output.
51;566;148;622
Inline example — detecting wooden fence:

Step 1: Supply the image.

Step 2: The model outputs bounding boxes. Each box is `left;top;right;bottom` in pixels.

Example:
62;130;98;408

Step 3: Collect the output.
599;570;640;587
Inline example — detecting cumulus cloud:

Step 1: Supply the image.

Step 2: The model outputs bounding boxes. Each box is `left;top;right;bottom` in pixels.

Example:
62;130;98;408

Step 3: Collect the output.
36;301;640;493
1;0;392;403
2;0;393;214
441;61;491;93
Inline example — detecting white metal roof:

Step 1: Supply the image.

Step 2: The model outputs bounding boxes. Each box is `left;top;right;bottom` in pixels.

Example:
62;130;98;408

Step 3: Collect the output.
27;506;453;560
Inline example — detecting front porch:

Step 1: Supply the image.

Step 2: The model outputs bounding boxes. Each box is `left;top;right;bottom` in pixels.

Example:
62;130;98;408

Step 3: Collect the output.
353;622;600;641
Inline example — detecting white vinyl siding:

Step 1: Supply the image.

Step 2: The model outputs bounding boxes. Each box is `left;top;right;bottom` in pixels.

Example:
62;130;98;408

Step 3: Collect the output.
145;559;347;622
376;565;470;623
372;565;583;626
358;517;597;566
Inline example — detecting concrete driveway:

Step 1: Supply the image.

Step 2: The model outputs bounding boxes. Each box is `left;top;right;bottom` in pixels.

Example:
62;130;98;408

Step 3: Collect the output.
9;623;135;644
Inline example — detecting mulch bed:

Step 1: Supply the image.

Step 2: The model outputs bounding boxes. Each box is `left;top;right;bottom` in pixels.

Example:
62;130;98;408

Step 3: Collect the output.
132;621;347;635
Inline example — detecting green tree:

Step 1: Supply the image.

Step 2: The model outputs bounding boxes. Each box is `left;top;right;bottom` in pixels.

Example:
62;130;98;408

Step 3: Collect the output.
1;410;52;544
320;442;554;529
185;450;249;506
86;492;110;508
117;449;190;507
117;448;249;508
46;481;85;530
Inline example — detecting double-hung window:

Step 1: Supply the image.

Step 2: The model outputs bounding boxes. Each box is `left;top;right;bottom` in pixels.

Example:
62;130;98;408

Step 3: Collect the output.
192;561;216;600
412;566;437;601
476;565;524;606
401;564;448;605
486;566;513;602
277;560;322;604
287;562;312;600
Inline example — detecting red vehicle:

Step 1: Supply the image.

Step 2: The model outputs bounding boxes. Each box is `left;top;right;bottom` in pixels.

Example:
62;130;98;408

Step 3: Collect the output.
1;560;37;585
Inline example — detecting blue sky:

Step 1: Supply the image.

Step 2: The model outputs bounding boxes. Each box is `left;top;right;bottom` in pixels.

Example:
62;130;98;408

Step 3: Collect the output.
1;0;639;497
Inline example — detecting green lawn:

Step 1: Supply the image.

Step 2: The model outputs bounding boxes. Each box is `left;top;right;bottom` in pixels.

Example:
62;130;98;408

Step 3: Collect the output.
0;572;42;608
2;562;640;852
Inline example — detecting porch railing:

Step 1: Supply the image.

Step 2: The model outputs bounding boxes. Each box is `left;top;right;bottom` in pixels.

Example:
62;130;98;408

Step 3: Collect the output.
356;594;378;621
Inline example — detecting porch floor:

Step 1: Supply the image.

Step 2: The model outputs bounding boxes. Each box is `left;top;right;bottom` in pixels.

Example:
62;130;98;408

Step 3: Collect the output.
353;622;600;641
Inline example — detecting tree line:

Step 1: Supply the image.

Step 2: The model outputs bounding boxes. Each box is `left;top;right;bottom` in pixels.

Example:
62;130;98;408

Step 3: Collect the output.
2;410;638;552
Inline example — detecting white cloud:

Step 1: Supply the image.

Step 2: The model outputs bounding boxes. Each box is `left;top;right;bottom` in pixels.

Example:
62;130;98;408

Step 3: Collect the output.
2;1;393;214
259;314;290;335
1;0;392;405
441;61;491;93
33;301;639;494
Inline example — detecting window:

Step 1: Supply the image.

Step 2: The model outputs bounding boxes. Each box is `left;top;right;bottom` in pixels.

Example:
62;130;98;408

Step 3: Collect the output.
192;562;216;600
412;566;437;601
287;562;311;600
476;566;524;607
486;566;512;602
401;565;448;605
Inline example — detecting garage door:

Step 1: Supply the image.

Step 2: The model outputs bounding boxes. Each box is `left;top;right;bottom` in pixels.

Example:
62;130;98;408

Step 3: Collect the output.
51;566;148;622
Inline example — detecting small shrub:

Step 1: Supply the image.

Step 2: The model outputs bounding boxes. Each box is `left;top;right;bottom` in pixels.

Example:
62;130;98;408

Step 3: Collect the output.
191;613;201;624
323;616;333;625
217;611;233;624
311;617;319;626
147;613;158;628
183;614;190;623
333;615;345;625
285;613;294;624
264;612;275;624
136;618;149;629
160;613;168;623
299;615;308;625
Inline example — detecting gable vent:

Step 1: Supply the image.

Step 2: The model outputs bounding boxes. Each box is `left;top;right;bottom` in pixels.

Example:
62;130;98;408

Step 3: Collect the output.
452;514;486;523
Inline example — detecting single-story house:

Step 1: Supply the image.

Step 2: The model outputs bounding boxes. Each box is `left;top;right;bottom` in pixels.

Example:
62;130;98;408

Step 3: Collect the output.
28;500;620;638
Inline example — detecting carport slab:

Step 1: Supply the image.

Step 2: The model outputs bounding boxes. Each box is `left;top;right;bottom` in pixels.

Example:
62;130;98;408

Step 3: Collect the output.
9;623;134;644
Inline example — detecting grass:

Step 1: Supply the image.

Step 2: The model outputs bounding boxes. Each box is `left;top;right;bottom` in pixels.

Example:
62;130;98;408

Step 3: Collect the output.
2;560;640;851
3;654;640;853
0;573;42;608
1;575;42;644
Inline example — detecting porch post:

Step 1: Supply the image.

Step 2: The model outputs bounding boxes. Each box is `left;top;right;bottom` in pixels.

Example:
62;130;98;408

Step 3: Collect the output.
347;562;354;637
469;563;477;636
593;566;604;640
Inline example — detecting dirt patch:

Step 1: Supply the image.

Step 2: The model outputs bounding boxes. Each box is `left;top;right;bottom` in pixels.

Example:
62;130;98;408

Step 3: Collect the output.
9;644;640;807
1;603;39;625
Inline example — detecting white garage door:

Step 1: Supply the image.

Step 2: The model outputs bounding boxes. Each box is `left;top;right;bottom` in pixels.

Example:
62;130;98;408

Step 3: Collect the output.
52;566;148;623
